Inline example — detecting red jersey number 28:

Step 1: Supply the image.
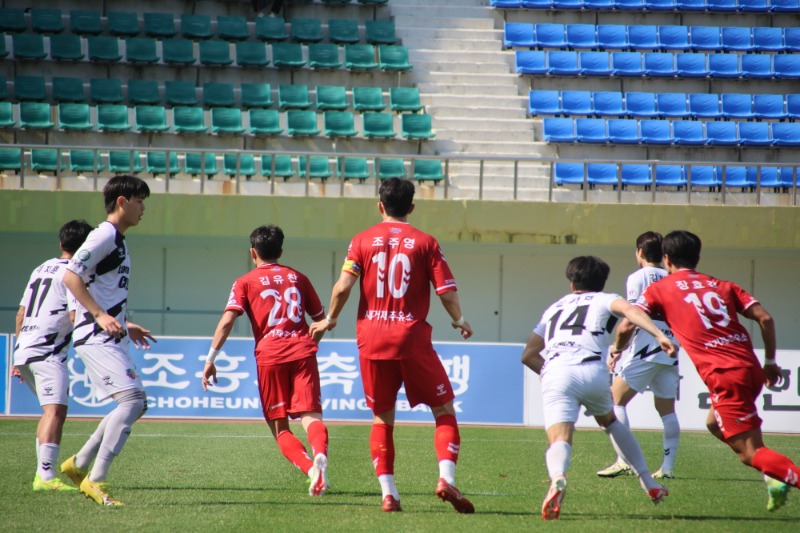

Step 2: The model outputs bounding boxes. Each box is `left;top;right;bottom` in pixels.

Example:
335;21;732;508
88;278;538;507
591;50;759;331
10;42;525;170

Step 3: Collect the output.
260;287;303;326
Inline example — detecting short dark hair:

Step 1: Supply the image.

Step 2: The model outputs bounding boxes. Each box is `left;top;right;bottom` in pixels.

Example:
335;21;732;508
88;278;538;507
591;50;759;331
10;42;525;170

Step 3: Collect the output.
662;230;702;269
250;225;284;261
379;177;415;218
566;256;610;292
59;219;93;254
636;231;663;264
103;175;150;213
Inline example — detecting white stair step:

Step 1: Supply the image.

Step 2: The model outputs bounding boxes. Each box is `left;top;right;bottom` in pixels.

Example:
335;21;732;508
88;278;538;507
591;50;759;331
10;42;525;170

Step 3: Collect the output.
415;71;522;86
402;38;503;51
435;117;533;132
398;27;503;41
412;59;513;74
427;105;526;119
439;140;549;155
391;5;496;19
423;94;528;109
418;83;520;96
393;15;495;30
410;49;514;64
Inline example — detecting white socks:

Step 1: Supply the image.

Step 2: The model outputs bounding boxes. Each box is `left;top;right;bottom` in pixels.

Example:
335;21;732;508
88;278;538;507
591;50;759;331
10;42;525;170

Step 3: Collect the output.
605;420;659;491
660;413;680;472
37;443;60;481
613;405;630;463
545;440;572;481
378;474;400;500
439;459;456;485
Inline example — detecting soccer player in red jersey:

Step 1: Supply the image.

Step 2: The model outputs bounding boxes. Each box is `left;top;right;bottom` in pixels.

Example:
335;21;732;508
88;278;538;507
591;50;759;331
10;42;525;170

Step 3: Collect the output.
309;178;475;513
623;230;798;511
202;225;330;497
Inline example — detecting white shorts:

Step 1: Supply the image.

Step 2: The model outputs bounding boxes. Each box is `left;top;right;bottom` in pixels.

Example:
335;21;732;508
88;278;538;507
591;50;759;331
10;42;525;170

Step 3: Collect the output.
16;358;70;406
541;361;613;429
618;358;680;398
75;344;144;402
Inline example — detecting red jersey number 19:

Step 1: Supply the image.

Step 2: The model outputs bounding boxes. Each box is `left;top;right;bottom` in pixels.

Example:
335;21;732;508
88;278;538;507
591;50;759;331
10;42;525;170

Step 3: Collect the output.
684;292;731;329
372;252;411;299
261;287;303;326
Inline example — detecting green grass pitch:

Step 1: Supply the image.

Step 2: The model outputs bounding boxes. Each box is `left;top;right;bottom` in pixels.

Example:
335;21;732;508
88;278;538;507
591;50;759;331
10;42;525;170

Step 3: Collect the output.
1;419;799;532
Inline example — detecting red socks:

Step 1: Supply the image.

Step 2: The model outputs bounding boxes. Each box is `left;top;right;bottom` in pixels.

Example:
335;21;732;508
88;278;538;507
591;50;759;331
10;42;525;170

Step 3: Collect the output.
434;413;460;463
276;430;313;474
306;420;329;458
752;447;800;487
370;423;395;476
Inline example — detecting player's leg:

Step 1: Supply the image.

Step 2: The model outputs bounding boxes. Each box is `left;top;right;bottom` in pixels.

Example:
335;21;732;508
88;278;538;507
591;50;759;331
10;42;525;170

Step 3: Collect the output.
300;413;329;496
727;429;800;487
597;375;637;478
542;422;574;521
651;366;680;478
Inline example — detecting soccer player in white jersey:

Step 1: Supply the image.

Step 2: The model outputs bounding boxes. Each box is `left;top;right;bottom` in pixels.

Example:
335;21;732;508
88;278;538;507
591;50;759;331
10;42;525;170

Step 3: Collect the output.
521;256;676;521
59;175;156;507
597;232;681;479
13;219;93;492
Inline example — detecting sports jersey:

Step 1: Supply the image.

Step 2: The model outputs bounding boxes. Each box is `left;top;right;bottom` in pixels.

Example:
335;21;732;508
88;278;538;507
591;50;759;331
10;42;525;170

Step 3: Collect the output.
637;269;760;382
533;292;622;375
225;263;324;365
14;258;75;365
620;266;679;367
67;221;131;349
341;221;457;360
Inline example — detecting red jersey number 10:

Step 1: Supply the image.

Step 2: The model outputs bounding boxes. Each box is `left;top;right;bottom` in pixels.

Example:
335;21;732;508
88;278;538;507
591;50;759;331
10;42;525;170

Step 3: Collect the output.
372;251;411;299
260;287;303;326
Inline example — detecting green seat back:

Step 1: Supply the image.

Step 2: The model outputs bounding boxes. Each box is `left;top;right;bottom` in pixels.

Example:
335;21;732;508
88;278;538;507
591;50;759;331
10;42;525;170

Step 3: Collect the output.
286;110;320;136
181;14;213;40
236;41;268;67
185;153;218;177
211;107;245;134
345;44;377;70
199;40;233;66
241;83;272;108
365;20;397;45
328;19;360;44
135;105;169;132
363;112;396;139
353;87;386;112
249;109;282;136
218;16;249;41
316;85;348;111
31;9;64;34
97;104;131;131
379;45;412;71
173;106;207;133
291;18;323;43
70;10;102;36
128;79;160;105
51;34;85;61
90;78;123;104
108;11;140;36
279;84;311;110
58;103;93;131
162;38;196;65
308;43;342;70
144;12;176;38
255;17;288;42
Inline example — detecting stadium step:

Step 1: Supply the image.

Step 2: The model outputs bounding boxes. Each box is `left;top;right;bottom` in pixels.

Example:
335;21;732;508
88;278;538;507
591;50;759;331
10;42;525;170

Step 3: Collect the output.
417;83;520;97
413;59;513;75
393;15;494;30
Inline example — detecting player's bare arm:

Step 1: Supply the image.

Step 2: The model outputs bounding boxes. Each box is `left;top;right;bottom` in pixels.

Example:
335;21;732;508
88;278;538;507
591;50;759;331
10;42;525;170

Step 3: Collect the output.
610;299;677;357
63;269;124;338
203;310;239;391
743;303;782;387
520;333;546;375
311;271;358;338
439;291;473;340
609;317;636;371
127;321;157;350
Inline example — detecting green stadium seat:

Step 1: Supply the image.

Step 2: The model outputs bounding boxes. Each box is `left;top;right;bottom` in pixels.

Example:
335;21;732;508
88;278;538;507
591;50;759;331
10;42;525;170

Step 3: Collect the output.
286;110;320;136
97;104;131;131
50;34;85;61
328;19;360;44
291;18;323;43
217;16;249;41
338;157;370;182
249;109;282;135
377;158;406;179
241;83;273;108
255;17;288;42
363;112;396;139
261;155;294;179
88;36;122;62
126;37;159;63
69;150;105;174
135;105;169;132
279;84;311;110
345;44;378;70
15;76;47;101
13;34;47;60
223;153;256;178
144;12;176;38
0;8;26;33
108;151;143;174
31;9;64;34
298;156;331;180
203;83;235;107
184;152;218;178
58;103;93;131
379;45;412;71
365;20;397;45
70;10;102;36
162;39;196;65
165;81;197;106
353;87;386;112
199;40;233;66
90;78;123;104
413;159;444;183
108;12;140;37
236;41;268;67
173;106;207;133
20;102;54;130
53;77;86;103
271;43;305;69
389;87;423;112
324;111;358;138
128;79;160;105
31;149;66;174
211;107;245;134
316;85;348;111
146;151;180;177
401;113;435;140
181;14;213;40
308;43;342;69
0;148;22;172
0;102;15;128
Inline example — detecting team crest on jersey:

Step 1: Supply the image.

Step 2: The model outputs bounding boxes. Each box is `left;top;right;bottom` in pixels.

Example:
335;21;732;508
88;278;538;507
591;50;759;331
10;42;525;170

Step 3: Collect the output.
126;368;137;380
390;227;402;234
78;250;91;261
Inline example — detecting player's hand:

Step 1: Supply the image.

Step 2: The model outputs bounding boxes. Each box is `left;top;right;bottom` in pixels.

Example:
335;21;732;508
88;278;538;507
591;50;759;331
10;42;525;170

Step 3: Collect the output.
96;312;124;339
309;321;327;343
657;336;677;357
202;363;217;391
607;351;621;372
11;366;23;383
764;363;784;388
127;322;157;349
453;320;473;340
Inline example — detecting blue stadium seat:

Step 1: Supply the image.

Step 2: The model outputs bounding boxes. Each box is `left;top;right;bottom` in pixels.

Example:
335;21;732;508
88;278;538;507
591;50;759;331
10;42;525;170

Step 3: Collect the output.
529;90;562;115
580;52;612;76
576;118;609;143
658;26;689;51
753;94;787;120
677;0;708;10
687;166;720;190
657;93;689;118
784;28;800;52
753;27;784;52
690;27;722;52
645;0;677;10
593;92;625;117
629;25;659;50
515;51;547;75
626;92;659;117
616;0;645;9
676;53;709;77
597;25;628;49
587;163;619;186
786;94;800;119
504;23;535;48
738;121;772;146
554;0;585;8
773;167;797;191
721;93;755;119
708;53;741;78
655;165;687;188
641;120;673;144
741;54;773;79
722;27;753;52
673;120;706;145
707;0;738;10
491;0;524;6
608;118;641;143
706;121;739;145
553;162;585;186
522;0;555;7
566;24;599;49
535;24;567;48
543;117;577;142
738;0;769;10
771;122;800;146
643;52;676;77
771;0;800;10
719;166;754;190
774;55;800;79
621;164;654;188
612;52;644;76
689;93;722;118
749;167;782;189
585;0;616;7
562;91;593;116
547;51;580;75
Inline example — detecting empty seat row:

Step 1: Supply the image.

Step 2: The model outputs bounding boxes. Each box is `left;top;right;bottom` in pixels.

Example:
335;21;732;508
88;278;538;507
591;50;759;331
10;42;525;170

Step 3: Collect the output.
515;50;800;78
2;102;434;139
492;0;799;12
543;117;800;145
0;8;397;43
505;23;800;53
530;90;800;120
553;162;797;191
3;34;413;71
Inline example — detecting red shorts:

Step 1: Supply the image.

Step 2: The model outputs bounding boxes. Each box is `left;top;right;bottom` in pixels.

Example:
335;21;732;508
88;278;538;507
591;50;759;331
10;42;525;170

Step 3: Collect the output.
360;354;454;415
705;365;764;439
256;356;322;421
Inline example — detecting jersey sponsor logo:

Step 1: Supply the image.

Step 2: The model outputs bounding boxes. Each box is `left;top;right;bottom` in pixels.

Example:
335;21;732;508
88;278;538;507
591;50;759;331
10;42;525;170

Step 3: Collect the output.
78;250;91;261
